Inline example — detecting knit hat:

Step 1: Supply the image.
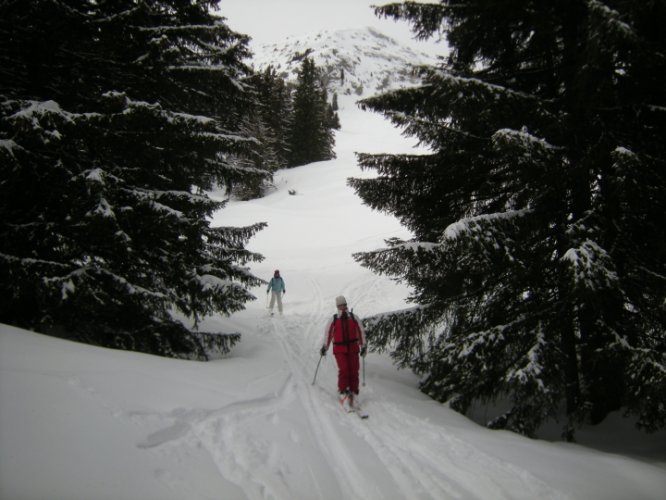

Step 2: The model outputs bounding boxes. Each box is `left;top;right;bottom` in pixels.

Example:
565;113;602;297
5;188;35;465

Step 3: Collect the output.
335;295;347;306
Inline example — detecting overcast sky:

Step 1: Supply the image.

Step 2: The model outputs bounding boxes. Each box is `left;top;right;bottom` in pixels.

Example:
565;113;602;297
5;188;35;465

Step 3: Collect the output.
216;0;443;52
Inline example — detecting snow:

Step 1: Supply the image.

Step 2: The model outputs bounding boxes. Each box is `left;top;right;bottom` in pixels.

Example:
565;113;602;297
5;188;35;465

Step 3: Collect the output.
444;209;530;241
1;95;665;500
85;168;105;183
492;128;559;152
0;138;22;157
198;274;233;292
562;239;619;290
251;27;437;97
429;69;541;103
87;197;116;219
588;0;636;39
218;0;442;53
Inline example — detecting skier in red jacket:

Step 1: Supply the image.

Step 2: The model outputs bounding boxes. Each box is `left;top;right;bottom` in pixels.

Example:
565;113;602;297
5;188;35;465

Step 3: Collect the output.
320;295;367;410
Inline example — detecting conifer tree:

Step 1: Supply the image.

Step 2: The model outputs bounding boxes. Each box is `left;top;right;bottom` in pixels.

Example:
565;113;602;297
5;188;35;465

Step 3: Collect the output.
350;0;666;438
252;66;293;170
327;91;342;130
0;0;267;359
232;66;294;199
233;112;279;200
288;57;336;167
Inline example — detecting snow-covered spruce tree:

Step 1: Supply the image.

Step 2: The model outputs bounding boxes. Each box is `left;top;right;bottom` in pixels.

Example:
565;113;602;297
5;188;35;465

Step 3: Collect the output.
288;57;336;167
349;1;666;438
0;1;267;359
325;89;341;131
233;112;280;200
254;66;293;170
233;66;294;199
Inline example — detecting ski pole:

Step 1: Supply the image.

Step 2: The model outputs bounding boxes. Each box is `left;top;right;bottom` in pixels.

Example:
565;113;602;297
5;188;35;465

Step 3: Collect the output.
312;354;324;385
362;355;366;386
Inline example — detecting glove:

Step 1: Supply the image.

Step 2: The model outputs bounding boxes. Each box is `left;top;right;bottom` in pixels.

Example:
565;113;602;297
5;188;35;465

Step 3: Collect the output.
283;290;286;294
360;345;367;357
320;346;327;356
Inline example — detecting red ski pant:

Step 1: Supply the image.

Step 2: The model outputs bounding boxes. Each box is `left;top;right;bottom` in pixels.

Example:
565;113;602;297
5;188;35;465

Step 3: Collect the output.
334;351;360;394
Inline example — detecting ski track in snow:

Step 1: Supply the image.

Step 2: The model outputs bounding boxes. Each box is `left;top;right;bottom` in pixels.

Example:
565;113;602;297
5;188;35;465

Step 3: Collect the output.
120;271;571;500
282;296;571;500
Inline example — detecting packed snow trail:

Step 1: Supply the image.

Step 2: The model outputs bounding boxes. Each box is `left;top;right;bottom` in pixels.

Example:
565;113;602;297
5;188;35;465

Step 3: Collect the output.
234;298;573;500
134;282;573;500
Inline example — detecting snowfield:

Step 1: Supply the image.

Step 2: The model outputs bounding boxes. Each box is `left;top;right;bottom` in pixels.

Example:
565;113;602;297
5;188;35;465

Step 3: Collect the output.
1;97;665;500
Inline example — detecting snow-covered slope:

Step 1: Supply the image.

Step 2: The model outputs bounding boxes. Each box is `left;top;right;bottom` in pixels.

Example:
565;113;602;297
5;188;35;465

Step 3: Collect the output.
252;27;438;96
2;94;666;500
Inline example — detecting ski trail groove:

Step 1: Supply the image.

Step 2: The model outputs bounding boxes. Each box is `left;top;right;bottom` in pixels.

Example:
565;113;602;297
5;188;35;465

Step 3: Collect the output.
267;272;573;500
271;300;384;499
354;388;572;500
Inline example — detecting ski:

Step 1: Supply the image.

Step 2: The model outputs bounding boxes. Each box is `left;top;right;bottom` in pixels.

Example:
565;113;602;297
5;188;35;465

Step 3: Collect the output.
347;404;369;419
338;393;368;419
354;408;369;419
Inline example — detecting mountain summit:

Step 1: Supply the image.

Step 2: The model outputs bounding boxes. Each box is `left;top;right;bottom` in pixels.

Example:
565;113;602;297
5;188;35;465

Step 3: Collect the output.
252;27;437;97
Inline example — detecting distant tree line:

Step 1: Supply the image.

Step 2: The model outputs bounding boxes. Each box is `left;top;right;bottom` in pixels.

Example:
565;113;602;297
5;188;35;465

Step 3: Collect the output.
238;57;339;199
350;0;665;439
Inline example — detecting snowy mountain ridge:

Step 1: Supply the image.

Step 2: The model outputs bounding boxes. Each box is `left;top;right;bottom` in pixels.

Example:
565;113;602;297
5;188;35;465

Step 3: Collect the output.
252;27;438;97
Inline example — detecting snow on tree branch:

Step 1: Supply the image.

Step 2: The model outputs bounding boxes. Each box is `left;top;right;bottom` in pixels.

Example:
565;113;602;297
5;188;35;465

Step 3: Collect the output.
562;239;619;292
443;209;531;241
